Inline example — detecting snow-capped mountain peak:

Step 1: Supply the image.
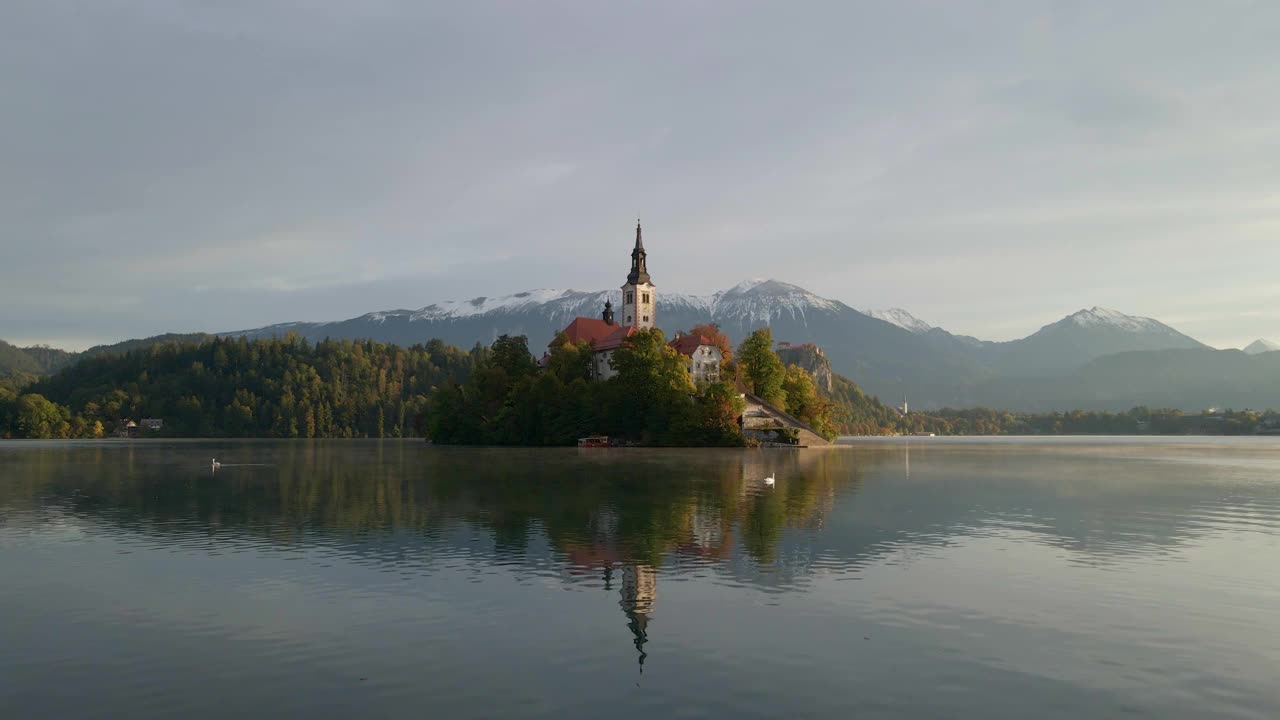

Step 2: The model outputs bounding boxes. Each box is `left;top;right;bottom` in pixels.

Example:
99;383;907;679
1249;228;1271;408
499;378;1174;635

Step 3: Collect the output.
411;288;580;320
723;278;771;295
1065;307;1165;333
701;279;842;325
1244;338;1280;355
864;308;933;334
316;279;845;331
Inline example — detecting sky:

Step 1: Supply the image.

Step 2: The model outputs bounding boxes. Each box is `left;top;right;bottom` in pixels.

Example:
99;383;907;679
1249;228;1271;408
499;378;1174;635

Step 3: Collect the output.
3;0;1279;351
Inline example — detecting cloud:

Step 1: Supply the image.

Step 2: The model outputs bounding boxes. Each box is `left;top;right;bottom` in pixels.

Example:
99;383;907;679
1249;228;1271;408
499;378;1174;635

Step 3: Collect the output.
2;1;1279;349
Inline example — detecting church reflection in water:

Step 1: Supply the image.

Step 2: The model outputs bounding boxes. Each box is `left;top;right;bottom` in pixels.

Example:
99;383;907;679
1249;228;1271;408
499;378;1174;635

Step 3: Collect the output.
6;437;1274;719
8;440;1227;679
553;448;854;672
618;563;656;671
562;548;660;671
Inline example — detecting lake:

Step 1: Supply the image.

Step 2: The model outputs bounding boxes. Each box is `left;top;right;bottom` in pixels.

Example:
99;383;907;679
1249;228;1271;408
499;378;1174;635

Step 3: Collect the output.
2;438;1279;719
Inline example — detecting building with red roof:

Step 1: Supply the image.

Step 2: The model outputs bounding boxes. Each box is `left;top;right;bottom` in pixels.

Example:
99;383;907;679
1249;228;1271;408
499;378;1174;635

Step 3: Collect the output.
546;221;660;381
560;316;635;348
548;221;719;384
669;332;723;384
552;310;638;380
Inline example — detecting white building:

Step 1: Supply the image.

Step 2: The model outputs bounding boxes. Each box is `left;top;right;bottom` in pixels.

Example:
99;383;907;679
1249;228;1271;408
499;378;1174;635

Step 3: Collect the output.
669;332;724;384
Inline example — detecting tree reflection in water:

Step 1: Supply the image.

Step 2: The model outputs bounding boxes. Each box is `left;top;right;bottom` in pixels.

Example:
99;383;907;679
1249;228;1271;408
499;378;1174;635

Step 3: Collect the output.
0;442;870;671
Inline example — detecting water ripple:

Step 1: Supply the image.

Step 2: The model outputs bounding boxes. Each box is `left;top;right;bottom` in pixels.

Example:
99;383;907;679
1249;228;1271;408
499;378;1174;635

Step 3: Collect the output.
3;439;1280;718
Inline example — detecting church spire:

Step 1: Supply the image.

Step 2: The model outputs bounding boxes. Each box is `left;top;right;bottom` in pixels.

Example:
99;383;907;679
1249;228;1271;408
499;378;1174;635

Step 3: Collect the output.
627;219;651;285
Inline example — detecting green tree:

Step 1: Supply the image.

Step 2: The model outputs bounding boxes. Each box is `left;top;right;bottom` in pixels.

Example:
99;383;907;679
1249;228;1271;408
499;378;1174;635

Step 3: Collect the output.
781;364;837;440
677;381;746;446
737;328;787;407
15;393;70;438
489;335;538;381
21;336;479;439
544;333;594;383
609;328;696;443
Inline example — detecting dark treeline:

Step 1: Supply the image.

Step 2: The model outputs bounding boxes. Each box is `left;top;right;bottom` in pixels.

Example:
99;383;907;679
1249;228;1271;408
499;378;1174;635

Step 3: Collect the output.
817;371;1280;436
5;332;1276;441
0;338;75;376
0;333;216;379
424;330;747;446
0;335;479;439
897;406;1280;436
826;374;913;436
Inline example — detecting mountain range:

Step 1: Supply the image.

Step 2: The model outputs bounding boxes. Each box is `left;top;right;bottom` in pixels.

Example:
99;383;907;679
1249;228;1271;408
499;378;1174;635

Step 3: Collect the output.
222;279;1279;411
6;279;1275;412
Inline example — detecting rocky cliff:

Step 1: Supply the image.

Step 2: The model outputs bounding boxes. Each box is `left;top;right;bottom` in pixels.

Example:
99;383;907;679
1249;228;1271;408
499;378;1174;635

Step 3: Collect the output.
776;342;834;393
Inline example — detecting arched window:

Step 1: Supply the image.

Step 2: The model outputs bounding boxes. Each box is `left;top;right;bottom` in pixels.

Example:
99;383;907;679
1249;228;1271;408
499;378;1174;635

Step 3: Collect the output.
626;291;634;304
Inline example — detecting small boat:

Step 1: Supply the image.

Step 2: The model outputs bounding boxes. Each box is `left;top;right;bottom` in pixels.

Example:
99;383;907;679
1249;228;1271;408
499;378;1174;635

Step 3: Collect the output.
577;436;611;448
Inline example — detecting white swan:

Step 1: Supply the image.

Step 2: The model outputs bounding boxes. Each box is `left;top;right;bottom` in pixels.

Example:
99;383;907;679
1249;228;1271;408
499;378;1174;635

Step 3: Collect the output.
763;474;775;486
211;458;221;470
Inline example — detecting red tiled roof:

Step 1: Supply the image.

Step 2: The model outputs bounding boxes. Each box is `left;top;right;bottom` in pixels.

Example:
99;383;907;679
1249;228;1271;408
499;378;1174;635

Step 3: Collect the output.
555;317;636;351
557;317;620;345
669;334;714;357
594;326;637;351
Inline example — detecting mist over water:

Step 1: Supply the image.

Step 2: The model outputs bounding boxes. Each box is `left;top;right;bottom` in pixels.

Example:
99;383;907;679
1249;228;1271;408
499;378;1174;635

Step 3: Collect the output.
3;439;1279;719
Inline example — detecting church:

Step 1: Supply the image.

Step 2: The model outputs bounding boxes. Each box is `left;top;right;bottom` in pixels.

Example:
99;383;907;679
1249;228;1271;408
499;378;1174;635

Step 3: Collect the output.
549;221;723;383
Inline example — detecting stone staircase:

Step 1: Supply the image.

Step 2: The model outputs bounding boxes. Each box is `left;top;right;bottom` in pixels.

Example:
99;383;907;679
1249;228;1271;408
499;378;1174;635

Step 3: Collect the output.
739;393;831;447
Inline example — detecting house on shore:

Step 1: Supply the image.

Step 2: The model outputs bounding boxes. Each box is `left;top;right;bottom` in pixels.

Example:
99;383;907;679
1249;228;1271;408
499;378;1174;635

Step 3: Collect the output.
669;332;723;384
114;418;164;438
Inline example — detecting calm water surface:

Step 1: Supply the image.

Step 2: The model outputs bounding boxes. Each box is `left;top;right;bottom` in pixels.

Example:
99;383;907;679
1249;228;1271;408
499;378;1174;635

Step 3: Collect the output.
2;438;1279;719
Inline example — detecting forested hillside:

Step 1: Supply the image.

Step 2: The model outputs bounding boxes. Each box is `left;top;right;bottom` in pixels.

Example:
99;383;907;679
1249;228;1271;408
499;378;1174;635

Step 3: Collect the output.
0;339;75;377
2;336;479;439
824;374;913;435
7;330;1270;441
967;348;1280;411
79;333;218;361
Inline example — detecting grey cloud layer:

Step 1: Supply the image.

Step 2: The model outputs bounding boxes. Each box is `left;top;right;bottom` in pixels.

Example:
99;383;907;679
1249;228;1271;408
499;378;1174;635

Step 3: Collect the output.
2;1;1278;349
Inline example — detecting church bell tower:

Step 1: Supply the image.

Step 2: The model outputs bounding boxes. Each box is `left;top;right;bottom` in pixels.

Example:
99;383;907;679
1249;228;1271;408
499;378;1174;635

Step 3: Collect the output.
621;220;655;329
